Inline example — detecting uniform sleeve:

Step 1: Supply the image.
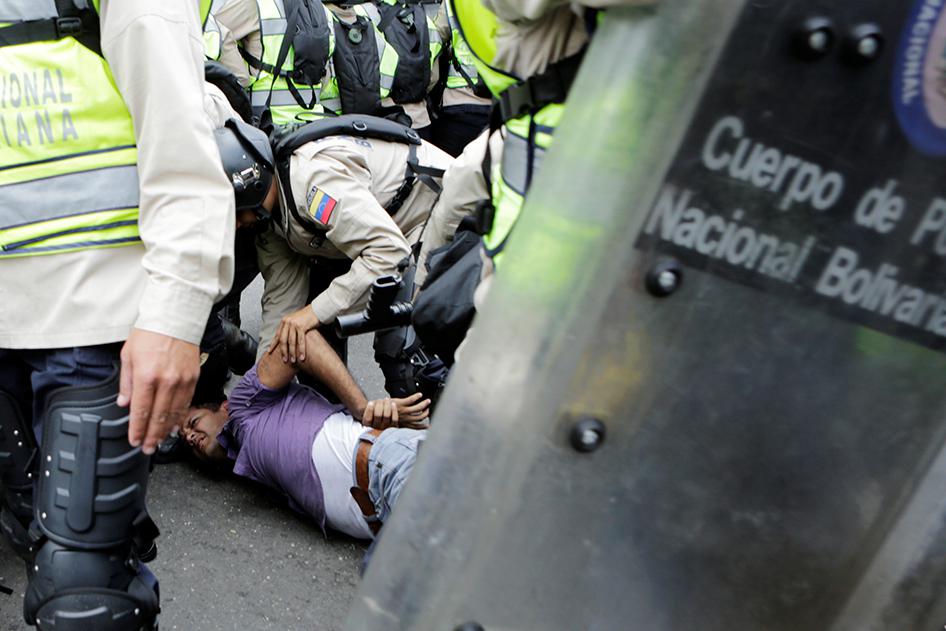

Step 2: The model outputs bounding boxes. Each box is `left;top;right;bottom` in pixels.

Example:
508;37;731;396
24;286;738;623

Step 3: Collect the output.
256;226;311;360
289;148;412;324
203;82;240;128
100;0;235;345
211;0;261;41
217;20;252;87
415;129;497;288
484;0;656;23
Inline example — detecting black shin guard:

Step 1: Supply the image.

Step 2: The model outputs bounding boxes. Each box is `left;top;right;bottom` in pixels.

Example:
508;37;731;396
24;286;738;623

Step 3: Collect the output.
0;390;37;560
24;373;159;631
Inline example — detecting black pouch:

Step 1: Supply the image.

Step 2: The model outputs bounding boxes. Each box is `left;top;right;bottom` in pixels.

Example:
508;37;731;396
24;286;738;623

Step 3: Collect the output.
332;15;384;115
413;223;484;366
289;0;332;86
376;2;431;104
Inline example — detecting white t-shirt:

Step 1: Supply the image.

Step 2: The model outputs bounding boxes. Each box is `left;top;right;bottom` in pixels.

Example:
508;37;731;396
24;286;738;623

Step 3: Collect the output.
311;412;374;540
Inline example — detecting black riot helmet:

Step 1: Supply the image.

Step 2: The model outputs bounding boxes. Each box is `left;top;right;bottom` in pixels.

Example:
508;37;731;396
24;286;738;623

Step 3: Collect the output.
214;118;276;219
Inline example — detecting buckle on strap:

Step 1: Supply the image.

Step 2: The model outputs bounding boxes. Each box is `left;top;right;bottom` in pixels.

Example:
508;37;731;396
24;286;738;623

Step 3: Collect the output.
55;17;83;38
497;50;585;123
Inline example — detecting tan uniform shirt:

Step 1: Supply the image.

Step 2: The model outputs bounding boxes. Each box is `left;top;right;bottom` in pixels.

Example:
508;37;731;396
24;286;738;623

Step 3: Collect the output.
415;128;503;288
257;134;453;350
211;0;262;88
484;0;657;78
0;0;235;349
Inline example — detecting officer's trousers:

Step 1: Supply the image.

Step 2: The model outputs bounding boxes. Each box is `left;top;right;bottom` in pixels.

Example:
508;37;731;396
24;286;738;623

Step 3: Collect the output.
0;345;122;442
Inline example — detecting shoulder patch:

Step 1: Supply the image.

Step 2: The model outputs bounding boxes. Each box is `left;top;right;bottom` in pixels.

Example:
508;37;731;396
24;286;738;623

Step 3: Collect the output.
307;186;338;225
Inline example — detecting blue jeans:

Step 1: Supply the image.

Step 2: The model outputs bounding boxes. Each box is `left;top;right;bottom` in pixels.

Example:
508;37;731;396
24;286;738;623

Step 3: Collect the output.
360;427;427;523
0;345;121;441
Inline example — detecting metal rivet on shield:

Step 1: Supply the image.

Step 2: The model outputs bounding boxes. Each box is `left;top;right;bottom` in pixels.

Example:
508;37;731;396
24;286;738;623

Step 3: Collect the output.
645;259;683;298
842;24;884;65
453;623;485;631
570;417;606;454
793;17;836;61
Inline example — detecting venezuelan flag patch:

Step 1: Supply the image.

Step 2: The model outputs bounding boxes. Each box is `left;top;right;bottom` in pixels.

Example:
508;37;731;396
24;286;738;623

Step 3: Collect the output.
308;187;338;224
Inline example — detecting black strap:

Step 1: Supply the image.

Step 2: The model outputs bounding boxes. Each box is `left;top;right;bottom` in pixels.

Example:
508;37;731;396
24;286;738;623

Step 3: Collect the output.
450;53;483;94
386;144;444;215
263;0;320;113
0;0;99;54
496;48;585;124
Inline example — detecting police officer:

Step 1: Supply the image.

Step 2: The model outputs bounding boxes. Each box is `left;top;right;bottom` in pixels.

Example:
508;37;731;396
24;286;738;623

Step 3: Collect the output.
210;0;336;125
326;1;444;136
0;1;234;629
429;0;491;157
414;1;659;356
205;88;452;395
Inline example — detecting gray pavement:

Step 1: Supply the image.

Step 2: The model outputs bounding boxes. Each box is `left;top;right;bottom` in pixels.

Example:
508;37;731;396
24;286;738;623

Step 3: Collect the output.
0;277;385;630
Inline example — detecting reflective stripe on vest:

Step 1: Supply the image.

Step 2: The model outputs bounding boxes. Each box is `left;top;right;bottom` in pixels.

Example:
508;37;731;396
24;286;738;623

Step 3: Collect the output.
449;0;518;97
246;0;335;125
484;104;563;267
203;13;222;60
445;0;480;90
0;12;141;258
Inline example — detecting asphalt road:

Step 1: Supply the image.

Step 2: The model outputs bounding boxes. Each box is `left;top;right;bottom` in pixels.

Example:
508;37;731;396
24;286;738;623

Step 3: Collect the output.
0;277;384;630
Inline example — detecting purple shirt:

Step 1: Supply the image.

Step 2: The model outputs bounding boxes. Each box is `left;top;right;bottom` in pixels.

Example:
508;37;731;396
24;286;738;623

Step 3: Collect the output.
219;367;345;531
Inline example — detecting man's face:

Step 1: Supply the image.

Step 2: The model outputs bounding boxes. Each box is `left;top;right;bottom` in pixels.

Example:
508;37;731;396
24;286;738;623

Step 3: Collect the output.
181;402;230;462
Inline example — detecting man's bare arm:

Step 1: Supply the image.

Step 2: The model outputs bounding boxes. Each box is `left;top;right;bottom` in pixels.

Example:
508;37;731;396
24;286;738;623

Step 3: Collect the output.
257;328;369;417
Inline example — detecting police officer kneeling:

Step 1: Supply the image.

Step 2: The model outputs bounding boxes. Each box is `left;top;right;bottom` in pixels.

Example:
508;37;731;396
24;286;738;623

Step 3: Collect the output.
207;89;452;397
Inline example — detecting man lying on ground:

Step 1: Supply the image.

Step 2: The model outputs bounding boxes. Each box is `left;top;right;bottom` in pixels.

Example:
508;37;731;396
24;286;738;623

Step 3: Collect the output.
182;327;430;539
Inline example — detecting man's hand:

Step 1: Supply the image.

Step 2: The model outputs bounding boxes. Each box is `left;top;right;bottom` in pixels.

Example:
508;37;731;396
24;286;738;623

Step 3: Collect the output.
362;393;431;430
118;328;200;455
268;305;320;364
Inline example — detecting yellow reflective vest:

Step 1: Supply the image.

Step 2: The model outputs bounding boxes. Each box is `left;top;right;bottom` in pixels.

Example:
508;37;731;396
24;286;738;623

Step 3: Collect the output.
450;0;579;268
325;1;442;116
0;0;210;258
239;0;335;126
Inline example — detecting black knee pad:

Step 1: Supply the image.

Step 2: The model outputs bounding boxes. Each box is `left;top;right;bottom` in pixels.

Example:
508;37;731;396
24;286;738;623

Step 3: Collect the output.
24;373;159;630
0;389;37;559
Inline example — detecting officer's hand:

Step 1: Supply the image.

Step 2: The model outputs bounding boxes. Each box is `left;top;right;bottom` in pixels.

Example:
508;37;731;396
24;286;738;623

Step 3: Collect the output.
118;328;200;455
268;305;320;363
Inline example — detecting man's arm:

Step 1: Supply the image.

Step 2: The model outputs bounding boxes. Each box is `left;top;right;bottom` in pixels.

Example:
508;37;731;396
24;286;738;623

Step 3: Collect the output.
257;329;369;417
101;1;235;454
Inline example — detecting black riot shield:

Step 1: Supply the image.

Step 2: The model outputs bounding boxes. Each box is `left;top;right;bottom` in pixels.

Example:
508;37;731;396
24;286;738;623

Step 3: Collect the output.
346;1;946;629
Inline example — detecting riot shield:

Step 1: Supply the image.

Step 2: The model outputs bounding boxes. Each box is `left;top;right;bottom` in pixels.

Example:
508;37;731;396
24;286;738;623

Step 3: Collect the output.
346;1;946;629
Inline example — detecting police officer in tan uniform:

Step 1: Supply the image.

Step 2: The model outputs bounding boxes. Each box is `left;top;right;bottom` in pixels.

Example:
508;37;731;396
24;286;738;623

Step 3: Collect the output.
415;0;659;360
205;89;452;393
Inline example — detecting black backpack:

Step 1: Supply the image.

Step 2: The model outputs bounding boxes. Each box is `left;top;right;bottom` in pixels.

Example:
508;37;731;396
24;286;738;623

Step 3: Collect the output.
242;0;333;112
271;114;444;232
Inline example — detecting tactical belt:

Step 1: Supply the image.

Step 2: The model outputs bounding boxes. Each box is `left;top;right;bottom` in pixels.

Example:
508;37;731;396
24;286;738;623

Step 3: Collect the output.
495;48;585;124
350;428;383;536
